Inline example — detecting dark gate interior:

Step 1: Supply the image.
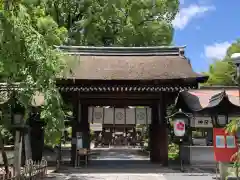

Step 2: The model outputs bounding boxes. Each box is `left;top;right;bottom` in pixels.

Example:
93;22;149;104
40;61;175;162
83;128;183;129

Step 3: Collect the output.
58;89;180;167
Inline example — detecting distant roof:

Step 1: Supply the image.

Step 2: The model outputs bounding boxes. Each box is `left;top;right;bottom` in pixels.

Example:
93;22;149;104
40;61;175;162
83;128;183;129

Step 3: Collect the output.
176;88;240;113
58;46;207;81
200;86;239;90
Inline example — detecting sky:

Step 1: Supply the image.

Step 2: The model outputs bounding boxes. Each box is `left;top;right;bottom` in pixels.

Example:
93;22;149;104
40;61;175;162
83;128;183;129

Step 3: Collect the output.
172;0;240;73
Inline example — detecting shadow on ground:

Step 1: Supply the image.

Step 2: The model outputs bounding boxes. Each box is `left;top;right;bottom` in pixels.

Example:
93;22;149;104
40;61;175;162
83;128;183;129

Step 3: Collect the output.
44;146;215;175
55;160;216;174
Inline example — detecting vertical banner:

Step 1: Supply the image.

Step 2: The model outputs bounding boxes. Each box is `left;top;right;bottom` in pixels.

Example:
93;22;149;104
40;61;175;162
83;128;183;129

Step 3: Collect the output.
147;107;152;124
136;108;147;124
213;128;238;162
104;108;114;124
93;107;104;124
114;108;125;124
125;108;135;124
88;107;93;123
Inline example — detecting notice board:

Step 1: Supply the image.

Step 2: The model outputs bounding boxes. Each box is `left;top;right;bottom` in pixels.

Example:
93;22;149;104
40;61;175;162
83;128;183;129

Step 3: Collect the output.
213;128;238;162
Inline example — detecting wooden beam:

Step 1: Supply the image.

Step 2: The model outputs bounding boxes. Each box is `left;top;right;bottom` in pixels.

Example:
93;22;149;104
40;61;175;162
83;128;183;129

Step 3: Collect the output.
58;85;195;93
79;92;164;100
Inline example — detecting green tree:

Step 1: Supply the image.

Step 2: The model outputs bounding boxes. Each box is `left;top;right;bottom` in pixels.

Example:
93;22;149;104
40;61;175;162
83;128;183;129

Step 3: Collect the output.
45;0;179;46
0;0;67;145
226;40;240;58
204;60;236;86
204;40;240;86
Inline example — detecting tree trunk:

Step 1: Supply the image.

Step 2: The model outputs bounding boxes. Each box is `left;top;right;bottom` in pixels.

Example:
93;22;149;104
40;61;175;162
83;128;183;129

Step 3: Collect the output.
0;133;9;175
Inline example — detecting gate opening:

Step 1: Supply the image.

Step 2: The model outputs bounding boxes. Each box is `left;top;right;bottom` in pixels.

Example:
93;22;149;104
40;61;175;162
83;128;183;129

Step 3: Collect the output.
88;106;151;163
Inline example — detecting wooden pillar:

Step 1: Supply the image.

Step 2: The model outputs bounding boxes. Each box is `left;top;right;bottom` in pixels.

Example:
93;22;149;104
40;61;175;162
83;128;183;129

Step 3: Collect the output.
29;108;44;162
149;93;168;166
71;100;90;165
80;104;90;149
70;93;78;165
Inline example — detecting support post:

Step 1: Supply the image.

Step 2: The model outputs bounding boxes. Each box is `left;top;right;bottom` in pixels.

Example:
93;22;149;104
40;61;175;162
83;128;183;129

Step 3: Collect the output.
13;131;22;176
22;128;32;166
71;123;77;165
71;97;90;166
71;93;79;165
219;162;228;180
149;95;168;166
78;104;90;161
24;132;32;160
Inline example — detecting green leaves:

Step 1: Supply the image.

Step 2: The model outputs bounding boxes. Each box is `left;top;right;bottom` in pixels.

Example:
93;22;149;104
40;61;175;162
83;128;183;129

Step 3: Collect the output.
204;40;240;86
204;60;236;86
37;16;67;45
0;0;67;146
46;0;179;46
0;0;180;146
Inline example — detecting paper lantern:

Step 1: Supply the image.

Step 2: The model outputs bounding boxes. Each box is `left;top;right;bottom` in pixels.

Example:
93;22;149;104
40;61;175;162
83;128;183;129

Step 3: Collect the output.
173;119;186;137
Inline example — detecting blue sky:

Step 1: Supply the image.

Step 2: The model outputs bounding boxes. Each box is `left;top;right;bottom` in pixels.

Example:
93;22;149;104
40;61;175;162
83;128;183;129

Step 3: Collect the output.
173;0;240;73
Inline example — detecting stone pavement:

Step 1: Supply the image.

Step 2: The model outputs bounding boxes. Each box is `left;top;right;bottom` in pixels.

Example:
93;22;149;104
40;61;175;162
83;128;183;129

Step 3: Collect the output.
90;146;149;160
46;173;167;180
164;173;216;180
45;172;216;180
44;146;216;180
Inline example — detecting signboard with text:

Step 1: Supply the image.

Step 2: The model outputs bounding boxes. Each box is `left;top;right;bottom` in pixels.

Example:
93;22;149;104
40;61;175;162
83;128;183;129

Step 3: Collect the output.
191;116;239;128
213;128;238;162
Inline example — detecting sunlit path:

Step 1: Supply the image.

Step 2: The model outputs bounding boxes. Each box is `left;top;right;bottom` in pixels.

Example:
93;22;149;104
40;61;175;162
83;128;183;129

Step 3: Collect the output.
90;146;149;161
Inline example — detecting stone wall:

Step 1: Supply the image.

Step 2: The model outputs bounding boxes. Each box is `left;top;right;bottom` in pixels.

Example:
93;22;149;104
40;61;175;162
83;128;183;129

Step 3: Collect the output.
181;146;215;165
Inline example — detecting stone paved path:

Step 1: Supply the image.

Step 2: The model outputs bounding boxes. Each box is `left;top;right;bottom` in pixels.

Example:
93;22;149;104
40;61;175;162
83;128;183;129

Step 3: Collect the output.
46;172;216;180
46;173;167;180
46;146;215;180
91;146;149;161
164;174;215;180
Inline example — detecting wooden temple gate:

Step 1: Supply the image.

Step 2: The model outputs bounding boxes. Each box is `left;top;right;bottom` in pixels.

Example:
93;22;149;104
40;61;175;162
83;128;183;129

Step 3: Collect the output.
56;46;207;166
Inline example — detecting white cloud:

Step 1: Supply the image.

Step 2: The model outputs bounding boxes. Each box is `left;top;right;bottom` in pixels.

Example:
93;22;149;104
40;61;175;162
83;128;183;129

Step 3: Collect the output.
204;42;232;60
172;4;215;30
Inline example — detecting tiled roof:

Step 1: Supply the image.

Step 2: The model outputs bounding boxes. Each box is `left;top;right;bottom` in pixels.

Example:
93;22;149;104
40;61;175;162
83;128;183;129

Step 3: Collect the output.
187;89;239;107
177;88;240;113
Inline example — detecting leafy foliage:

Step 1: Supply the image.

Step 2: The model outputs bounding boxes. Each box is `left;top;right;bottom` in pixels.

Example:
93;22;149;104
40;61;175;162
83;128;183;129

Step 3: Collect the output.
168;143;179;160
204;60;236;86
203;39;240;86
45;0;179;46
0;0;67;145
0;0;180;146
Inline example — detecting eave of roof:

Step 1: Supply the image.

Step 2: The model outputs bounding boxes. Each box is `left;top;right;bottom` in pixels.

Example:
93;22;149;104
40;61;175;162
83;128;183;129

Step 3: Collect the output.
197;91;240;114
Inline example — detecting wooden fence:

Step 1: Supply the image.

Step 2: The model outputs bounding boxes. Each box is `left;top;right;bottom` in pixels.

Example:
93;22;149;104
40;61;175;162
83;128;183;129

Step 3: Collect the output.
0;159;47;180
